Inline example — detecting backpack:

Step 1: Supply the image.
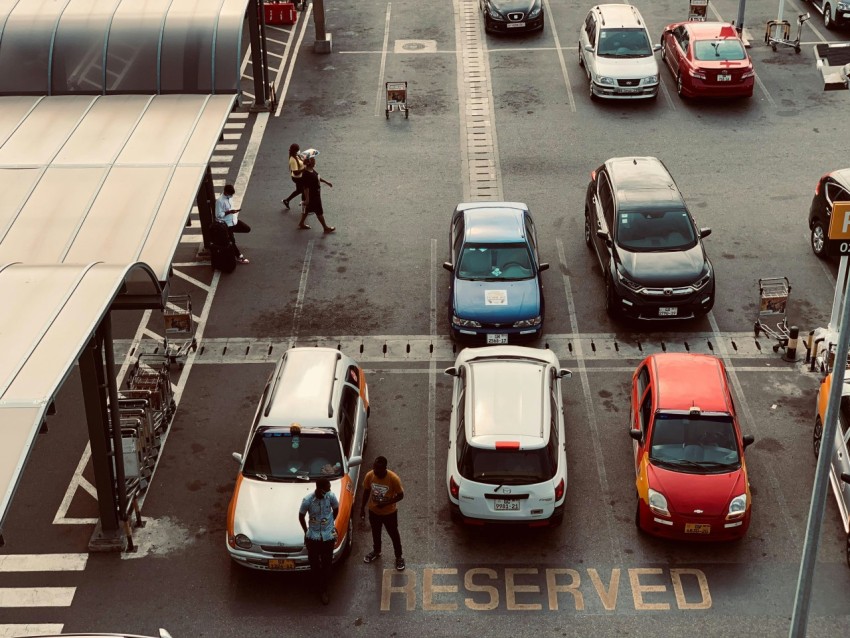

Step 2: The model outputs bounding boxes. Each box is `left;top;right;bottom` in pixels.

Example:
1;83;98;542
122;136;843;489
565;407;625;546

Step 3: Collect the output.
209;220;231;248
210;242;236;273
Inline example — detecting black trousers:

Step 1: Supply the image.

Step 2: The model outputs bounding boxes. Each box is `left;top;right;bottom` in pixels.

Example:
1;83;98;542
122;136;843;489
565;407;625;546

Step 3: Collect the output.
226;219;251;257
305;537;334;593
369;510;403;558
285;175;304;203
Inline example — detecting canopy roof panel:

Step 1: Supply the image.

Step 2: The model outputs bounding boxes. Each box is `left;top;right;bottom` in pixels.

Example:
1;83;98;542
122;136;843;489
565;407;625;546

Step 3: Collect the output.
0;93;235;281
0;0;248;95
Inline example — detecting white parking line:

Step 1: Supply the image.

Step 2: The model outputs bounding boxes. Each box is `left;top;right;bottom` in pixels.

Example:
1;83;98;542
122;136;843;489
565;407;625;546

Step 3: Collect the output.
0;588;75;607
543;0;576;112
275;4;310;118
374;3;392;117
289;241;315;348
428;238;437;561
0;625;63;637
0;554;87;572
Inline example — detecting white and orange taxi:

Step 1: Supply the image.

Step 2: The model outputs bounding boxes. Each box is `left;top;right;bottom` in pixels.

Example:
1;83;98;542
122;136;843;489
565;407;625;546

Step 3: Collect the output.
226;347;368;570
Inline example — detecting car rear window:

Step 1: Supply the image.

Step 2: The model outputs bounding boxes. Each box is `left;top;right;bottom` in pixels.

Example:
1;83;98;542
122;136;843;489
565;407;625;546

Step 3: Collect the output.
458;243;534;281
459;446;555;485
694;39;746;61
243;430;343;481
598;28;653;57
616;210;697;251
649;413;740;472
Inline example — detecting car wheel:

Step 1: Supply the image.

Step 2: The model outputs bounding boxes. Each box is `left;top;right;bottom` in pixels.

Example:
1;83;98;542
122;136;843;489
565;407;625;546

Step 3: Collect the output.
660;43;666;62
813;417;823;458
825;5;834;30
676;73;685;98
589;80;598;102
341;518;353;560
578;45;584;67
605;276;620;319
550;512;564;527
635;498;643;530
584;212;593;247
811;221;828;259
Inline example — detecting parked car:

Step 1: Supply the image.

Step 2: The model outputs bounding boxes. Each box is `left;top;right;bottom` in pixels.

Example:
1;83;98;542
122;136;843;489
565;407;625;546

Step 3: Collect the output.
660;21;755;98
812;371;850;567
808;167;850;258
445;346;571;526
480;0;544;33
806;0;850;29
584;156;715;320
630;353;755;540
226;347;368;570
443;202;548;343
578;3;661;100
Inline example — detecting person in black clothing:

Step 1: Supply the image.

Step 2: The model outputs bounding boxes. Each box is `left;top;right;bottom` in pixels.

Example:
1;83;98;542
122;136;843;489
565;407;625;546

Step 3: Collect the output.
297;157;335;233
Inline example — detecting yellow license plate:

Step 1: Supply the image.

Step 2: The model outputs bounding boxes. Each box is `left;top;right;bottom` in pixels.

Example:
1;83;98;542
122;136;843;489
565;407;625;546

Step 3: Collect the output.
269;559;296;569
685;523;711;535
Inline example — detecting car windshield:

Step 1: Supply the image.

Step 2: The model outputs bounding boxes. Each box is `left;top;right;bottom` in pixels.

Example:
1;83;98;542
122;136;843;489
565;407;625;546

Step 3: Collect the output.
459;447;555;484
242;429;343;481
649;413;740;472
615;209;697;251
457;243;534;281
597;28;653;57
694;39;746;61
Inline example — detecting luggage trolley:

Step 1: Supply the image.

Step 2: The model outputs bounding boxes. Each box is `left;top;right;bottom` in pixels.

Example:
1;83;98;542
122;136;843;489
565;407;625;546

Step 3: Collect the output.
385;81;409;119
765;13;810;54
163;294;197;367
753;277;791;352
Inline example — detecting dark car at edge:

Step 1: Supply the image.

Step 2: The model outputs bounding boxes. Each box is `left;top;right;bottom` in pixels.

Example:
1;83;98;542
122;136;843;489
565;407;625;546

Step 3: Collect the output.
808;167;850;259
480;0;544;33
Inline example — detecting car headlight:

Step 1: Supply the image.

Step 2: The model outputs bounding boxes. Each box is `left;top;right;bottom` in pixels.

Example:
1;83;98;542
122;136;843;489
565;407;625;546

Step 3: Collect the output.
693;264;712;290
513;316;542;328
642;75;658;85
648;488;670;517
527;1;542;18
727;494;747;520
487;5;504;20
234;534;252;549
838;2;849;10
616;269;642;291
452;315;482;328
597;76;615;86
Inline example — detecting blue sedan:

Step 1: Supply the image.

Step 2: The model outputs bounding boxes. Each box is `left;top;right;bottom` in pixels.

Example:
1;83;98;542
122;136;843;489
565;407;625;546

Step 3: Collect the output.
443;203;548;343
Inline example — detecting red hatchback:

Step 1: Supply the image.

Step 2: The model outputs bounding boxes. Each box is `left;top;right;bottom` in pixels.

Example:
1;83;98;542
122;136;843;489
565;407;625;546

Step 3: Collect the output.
660;22;755;98
629;353;755;541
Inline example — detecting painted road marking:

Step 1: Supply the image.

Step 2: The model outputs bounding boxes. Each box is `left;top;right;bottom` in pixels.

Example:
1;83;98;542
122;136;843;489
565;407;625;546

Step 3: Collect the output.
0;588;75;607
0;554;87;572
0;625;64;637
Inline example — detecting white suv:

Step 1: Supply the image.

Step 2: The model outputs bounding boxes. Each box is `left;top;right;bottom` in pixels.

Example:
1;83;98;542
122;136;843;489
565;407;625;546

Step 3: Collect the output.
579;4;661;100
445;346;571;526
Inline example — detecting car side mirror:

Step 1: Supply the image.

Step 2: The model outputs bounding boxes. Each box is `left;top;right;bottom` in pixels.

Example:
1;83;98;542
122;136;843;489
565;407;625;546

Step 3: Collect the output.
699;227;712;239
596;229;609;241
444;366;458;377
232;452;243;464
443;261;454;272
348;455;362;469
584;44;594;53
629;429;642;442
160;630;174;638
841;472;850;485
539;262;550;272
742;434;755;448
559;368;572;379
652;43;662;52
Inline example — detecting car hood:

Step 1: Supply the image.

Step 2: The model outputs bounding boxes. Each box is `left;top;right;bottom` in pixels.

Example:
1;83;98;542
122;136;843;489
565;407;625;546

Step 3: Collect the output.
490;0;537;12
617;245;707;287
648;463;746;517
454;278;540;321
232;477;342;545
595;55;658;77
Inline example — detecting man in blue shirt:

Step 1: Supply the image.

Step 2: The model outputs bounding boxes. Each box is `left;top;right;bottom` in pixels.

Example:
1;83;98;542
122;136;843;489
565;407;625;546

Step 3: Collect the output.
298;478;339;604
214;184;251;264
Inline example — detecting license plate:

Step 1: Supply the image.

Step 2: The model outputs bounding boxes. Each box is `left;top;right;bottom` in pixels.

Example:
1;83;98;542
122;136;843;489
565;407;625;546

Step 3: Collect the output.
506;22;526;28
658;307;678;317
617;88;640;93
494;499;520;511
717;74;731;82
269;559;296;569
685;523;711;535
486;333;509;344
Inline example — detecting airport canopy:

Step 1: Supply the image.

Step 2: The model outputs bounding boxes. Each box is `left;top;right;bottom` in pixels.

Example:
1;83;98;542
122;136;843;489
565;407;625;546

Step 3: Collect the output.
0;93;236;286
0;0;249;96
0;261;161;533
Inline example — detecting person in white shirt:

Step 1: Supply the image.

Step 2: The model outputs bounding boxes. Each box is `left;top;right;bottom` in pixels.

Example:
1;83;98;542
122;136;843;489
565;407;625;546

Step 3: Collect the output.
215;184;251;264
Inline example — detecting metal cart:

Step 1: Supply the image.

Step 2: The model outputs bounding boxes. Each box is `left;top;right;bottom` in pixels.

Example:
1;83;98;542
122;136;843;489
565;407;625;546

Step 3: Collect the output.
163;294;197;367
385;81;408;119
753;276;791;352
765;12;810;54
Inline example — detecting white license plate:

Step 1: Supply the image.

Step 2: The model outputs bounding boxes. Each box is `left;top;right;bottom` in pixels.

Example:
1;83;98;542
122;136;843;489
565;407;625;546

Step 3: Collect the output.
486;333;509;344
659;307;678;317
617;88;640;93
494;499;520;511
717;74;731;82
506;22;526;28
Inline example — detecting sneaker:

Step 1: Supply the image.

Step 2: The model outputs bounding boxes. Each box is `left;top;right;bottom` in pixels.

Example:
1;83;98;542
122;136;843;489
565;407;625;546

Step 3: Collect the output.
395;557;406;571
363;551;381;563
323;226;336;234
282;199;290;210
237;256;250;264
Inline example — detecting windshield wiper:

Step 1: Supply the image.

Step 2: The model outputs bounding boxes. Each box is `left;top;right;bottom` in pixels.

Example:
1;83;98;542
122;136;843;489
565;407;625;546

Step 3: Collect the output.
243;471;268;481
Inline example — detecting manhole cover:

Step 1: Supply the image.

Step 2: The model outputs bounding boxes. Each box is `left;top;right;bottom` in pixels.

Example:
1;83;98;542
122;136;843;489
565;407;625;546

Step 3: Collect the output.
403;42;425;51
394;40;437;54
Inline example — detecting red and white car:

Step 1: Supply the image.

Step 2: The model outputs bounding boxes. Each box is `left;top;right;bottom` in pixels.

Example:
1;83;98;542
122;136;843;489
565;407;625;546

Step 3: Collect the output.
660;22;755;98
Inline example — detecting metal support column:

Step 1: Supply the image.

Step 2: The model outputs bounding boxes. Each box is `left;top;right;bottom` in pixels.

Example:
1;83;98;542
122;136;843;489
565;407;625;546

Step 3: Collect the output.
247;0;270;110
79;332;126;552
196;166;217;251
736;0;747;33
313;0;332;53
103;317;128;523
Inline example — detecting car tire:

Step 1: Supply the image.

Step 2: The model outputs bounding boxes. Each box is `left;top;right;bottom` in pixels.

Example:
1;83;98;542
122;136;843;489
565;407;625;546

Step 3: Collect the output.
341;519;353;561
813;417;823;458
550;512;564;527
634;498;643;531
578;45;584;67
811;221;828;259
824;5;835;30
845;533;850;569
605;276;620;319
450;505;462;524
589;80;598;102
676;73;685;98
660;42;666;62
584;212;593;248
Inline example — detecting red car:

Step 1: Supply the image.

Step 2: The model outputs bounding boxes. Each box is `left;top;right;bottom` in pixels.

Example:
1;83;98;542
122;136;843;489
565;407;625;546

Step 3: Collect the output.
660;22;755;98
629;353;755;540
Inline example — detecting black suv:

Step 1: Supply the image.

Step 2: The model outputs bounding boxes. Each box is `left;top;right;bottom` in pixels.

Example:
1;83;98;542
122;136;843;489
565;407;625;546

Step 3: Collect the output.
809;168;850;259
584;157;715;321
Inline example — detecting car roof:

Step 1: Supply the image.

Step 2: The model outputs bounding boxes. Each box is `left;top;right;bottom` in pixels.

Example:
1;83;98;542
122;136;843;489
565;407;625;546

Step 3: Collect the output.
606;157;673;190
463;206;526;243
264;348;343;427
649;353;731;413
594;3;645;27
683;21;741;40
829;168;850;188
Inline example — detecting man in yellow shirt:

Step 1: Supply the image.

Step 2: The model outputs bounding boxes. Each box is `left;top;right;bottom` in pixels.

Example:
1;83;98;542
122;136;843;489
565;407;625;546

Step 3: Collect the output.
359;456;405;571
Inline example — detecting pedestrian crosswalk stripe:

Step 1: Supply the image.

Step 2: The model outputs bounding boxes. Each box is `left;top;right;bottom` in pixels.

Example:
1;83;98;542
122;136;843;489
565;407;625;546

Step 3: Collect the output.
0;624;63;637
0;554;87;572
0;588;75;607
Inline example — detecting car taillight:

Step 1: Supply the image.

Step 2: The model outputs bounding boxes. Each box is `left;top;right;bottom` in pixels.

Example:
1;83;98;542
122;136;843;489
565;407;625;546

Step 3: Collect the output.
554;478;565;501
590;169;597;181
742;67;755;79
688;68;706;80
815;173;830;195
449;476;460;499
